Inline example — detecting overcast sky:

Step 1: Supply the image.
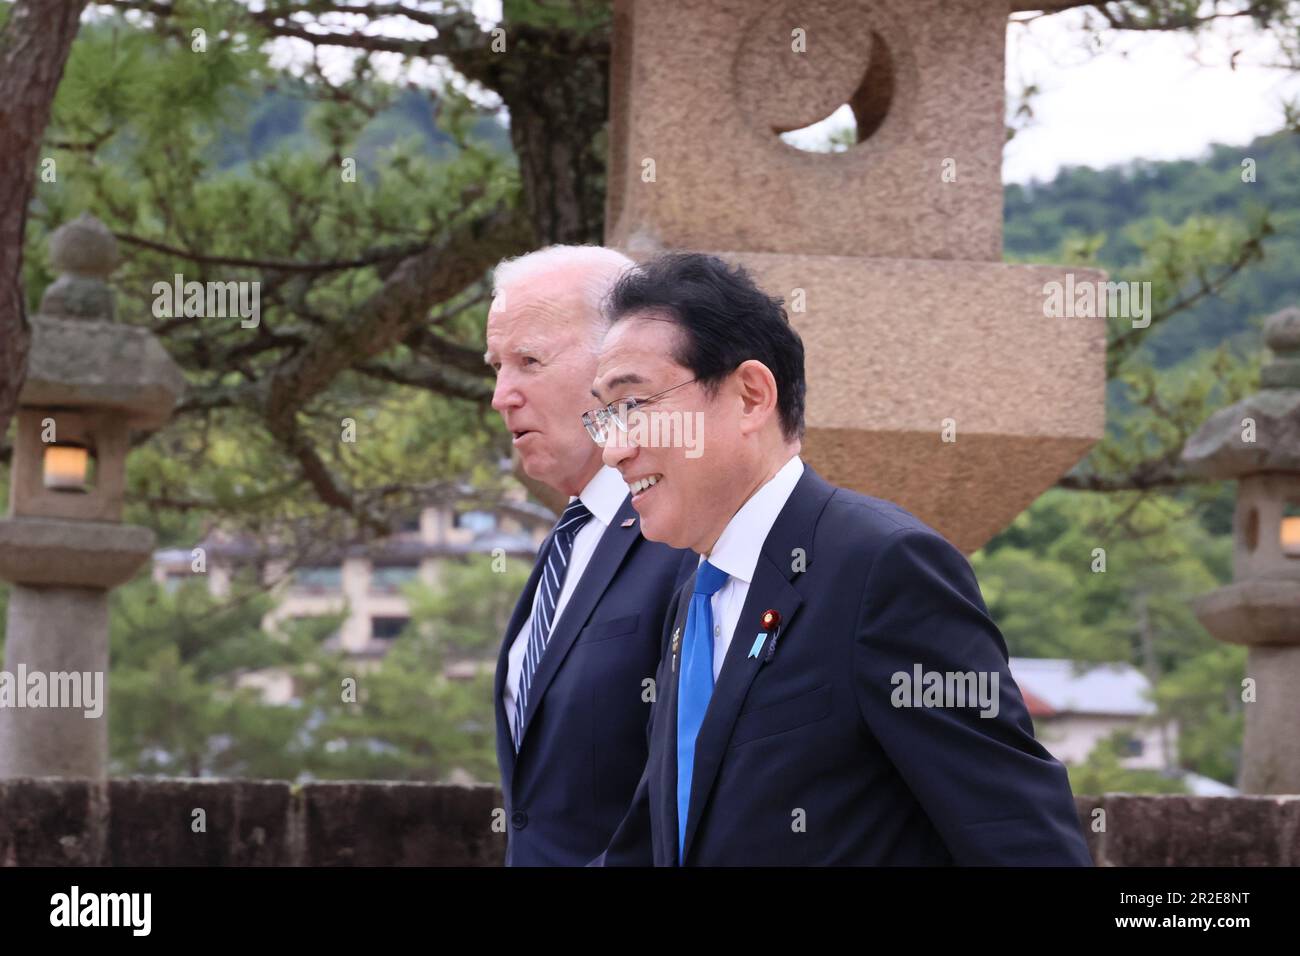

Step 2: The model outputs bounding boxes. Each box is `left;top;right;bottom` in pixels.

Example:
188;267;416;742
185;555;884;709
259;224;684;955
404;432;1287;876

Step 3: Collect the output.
1000;6;1300;183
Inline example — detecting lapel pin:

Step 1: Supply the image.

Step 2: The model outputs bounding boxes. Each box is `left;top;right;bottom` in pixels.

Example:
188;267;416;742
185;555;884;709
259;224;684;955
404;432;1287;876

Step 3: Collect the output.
671;626;681;672
760;609;783;663
621;517;636;527
747;634;765;659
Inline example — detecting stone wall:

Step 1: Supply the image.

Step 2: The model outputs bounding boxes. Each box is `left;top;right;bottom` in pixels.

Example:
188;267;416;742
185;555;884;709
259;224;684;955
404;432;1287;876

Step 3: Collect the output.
0;778;504;866
2;778;1298;865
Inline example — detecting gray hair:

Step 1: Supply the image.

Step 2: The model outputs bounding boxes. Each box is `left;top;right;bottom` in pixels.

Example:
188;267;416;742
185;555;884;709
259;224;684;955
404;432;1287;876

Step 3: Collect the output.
492;245;636;351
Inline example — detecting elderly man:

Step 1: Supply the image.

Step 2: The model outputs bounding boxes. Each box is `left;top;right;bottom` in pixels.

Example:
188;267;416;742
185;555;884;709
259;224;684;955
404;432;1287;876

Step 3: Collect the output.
588;253;1092;866
485;245;692;866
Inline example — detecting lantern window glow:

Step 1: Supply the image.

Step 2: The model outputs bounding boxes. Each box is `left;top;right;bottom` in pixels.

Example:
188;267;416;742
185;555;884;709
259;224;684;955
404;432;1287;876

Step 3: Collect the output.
43;443;90;492
1282;504;1300;559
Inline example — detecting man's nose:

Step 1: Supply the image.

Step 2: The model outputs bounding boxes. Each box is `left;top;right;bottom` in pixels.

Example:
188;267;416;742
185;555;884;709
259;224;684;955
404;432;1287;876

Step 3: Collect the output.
492;372;521;412
601;431;636;470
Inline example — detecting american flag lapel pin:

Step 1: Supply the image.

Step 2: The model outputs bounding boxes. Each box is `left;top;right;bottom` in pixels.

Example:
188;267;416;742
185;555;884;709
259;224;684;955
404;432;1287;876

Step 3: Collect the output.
671;626;681;672
621;517;636;528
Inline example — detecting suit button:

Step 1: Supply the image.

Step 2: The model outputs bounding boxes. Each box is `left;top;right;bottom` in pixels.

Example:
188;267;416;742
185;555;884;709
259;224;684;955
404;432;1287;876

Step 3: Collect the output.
511;810;528;830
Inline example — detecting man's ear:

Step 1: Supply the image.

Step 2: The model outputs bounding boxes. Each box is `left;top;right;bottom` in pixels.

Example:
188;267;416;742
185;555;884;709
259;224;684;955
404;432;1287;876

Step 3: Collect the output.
734;360;779;435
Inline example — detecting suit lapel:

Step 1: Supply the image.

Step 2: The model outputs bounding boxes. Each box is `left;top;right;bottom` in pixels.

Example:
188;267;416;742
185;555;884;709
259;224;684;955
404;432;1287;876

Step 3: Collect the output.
661;575;694;865
680;558;803;862
679;465;838;864
517;494;642;749
494;538;551;791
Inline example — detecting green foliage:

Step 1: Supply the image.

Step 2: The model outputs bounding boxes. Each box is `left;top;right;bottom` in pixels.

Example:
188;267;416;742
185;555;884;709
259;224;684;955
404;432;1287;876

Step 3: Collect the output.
977;486;1241;786
104;553;529;782
5;4;1293;795
28;12;518;548
987;132;1300;792
108;573;341;778
1005;132;1300;369
1154;643;1247;784
3;8;530;786
1067;730;1192;797
502;0;612;32
978;490;1228;658
292;555;530;782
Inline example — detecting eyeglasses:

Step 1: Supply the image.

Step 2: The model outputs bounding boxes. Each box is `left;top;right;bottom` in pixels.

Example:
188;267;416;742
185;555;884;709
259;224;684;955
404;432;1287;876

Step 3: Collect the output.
581;378;696;445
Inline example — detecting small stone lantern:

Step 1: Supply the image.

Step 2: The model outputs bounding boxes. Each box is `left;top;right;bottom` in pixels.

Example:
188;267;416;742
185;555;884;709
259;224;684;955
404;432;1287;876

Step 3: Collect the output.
0;213;185;779
1182;305;1300;793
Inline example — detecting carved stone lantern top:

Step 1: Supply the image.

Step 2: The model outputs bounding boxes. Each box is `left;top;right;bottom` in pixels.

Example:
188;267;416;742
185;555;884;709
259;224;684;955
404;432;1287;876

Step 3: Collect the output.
1182;306;1300;481
39;212;122;322
22;213;184;430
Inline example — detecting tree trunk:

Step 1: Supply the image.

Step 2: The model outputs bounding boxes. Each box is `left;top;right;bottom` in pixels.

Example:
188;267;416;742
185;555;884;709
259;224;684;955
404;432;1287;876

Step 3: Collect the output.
493;20;611;246
0;0;88;440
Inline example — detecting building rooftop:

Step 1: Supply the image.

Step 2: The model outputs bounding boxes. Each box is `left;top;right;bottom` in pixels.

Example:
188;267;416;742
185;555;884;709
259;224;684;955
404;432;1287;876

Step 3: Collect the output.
1009;658;1157;717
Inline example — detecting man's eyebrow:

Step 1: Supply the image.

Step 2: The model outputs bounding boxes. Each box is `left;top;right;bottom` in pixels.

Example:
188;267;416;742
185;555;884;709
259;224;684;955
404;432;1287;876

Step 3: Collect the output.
591;372;646;399
484;342;545;365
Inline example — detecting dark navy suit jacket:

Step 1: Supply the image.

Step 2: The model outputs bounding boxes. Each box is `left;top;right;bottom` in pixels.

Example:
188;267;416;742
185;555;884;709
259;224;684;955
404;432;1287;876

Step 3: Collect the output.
596;466;1093;866
494;492;692;866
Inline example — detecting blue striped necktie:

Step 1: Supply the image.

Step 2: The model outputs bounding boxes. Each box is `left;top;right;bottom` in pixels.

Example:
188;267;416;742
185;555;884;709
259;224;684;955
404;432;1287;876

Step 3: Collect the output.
513;498;593;752
676;559;729;862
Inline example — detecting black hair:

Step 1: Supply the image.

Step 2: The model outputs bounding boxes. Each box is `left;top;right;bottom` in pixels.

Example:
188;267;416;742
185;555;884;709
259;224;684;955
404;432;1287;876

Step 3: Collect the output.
604;253;806;441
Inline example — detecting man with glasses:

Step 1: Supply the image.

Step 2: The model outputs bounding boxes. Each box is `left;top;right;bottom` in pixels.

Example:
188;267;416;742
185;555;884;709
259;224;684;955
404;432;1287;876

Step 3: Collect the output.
587;252;1092;866
485;245;693;866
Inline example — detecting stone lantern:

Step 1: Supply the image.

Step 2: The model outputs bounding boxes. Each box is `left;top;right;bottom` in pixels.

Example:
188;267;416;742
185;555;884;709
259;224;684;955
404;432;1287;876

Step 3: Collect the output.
0;213;185;779
1182;305;1300;793
604;0;1107;553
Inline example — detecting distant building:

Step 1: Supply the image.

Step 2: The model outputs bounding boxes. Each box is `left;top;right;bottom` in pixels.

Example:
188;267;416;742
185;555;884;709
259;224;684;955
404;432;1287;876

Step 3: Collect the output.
1010;657;1239;793
1009;658;1177;771
152;488;553;702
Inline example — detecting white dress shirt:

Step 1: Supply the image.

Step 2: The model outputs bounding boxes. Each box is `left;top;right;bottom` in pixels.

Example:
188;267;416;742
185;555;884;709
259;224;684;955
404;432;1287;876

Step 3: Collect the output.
504;464;629;741
700;455;804;681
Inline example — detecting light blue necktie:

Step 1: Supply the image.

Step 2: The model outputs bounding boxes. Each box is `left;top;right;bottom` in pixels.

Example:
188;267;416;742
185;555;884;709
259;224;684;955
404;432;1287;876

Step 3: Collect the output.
676;559;729;863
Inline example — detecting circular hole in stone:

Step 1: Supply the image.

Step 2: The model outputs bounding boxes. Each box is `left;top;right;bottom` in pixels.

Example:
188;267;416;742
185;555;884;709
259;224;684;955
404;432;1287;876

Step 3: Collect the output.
777;31;895;154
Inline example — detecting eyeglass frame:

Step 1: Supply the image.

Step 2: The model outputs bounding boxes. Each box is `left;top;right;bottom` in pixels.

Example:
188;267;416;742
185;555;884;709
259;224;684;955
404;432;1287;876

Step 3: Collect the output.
581;378;697;445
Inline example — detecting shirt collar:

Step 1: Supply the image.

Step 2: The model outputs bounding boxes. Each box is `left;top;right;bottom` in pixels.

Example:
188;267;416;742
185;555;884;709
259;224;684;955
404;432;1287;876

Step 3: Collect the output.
701;455;805;586
570;465;627;530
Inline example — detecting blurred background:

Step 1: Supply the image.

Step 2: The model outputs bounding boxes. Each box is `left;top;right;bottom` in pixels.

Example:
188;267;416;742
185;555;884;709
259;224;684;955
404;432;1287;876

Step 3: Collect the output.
2;0;1299;799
